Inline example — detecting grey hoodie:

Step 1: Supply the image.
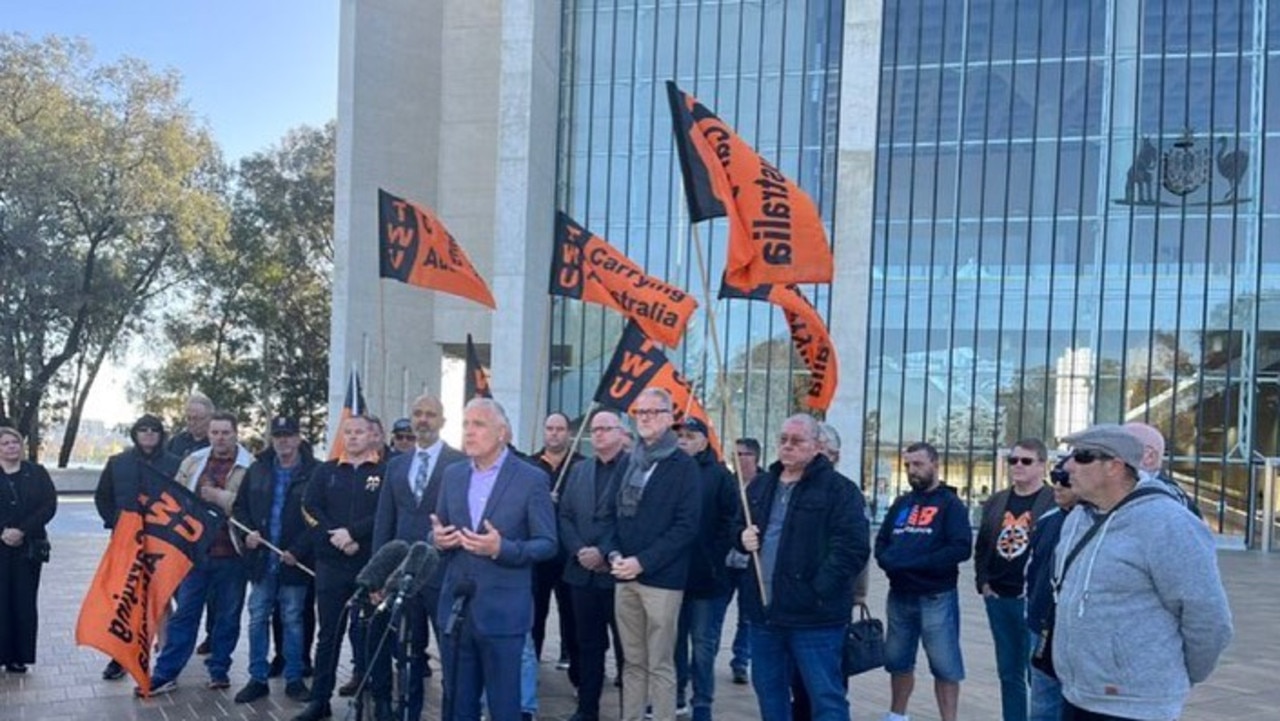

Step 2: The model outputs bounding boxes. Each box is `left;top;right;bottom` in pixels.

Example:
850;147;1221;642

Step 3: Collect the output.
1052;477;1232;720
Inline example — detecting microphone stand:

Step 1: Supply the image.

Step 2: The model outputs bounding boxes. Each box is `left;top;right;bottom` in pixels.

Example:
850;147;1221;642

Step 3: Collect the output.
389;589;415;721
443;595;470;721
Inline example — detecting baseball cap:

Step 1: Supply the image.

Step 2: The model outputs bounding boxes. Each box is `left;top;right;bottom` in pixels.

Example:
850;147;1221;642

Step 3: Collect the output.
677;417;709;436
391;418;413;434
1062;423;1144;470
270;416;300;436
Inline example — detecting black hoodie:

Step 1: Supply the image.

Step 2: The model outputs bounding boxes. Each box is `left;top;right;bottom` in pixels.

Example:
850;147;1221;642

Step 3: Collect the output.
93;415;183;528
874;483;973;594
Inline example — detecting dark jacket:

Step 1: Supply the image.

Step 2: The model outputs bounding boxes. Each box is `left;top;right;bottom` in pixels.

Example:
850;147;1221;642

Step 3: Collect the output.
685;447;739;599
372;442;466;589
558;454;627;589
875;483;972;594
233;445;321;585
167;430;209;460
973;485;1055;595
94;427;181;529
0;460;57;543
732;454;869;628
1024;505;1067;634
303;456;387;581
601;447;701;591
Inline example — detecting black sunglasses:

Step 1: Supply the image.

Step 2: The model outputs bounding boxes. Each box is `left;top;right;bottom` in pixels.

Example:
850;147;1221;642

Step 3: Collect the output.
1007;456;1039;466
1050;459;1071;487
1071;449;1114;465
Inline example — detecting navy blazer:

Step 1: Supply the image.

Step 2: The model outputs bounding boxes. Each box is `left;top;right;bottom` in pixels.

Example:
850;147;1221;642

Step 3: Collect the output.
373;443;466;588
434;451;558;636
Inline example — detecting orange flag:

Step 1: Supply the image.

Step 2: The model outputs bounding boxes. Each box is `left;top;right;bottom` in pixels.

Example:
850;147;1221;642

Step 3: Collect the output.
720;281;838;411
550;212;698;347
328;367;366;461
465;333;492;401
76;476;223;694
378;188;497;309
593;321;721;457
666;81;833;289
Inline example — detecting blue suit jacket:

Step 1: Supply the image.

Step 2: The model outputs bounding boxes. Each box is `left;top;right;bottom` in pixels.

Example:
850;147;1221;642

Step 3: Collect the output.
434;451;558;636
373;442;467;589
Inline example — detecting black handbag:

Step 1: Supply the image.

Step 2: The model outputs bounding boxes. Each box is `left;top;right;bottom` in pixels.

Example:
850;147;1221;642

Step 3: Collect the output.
842;602;885;676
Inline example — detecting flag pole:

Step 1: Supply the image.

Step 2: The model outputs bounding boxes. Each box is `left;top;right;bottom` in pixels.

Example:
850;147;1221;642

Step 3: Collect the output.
228;517;316;577
688;223;767;608
551;400;597;500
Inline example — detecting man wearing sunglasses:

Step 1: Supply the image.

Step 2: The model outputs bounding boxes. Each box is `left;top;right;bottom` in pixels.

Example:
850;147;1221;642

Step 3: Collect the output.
1052;424;1232;721
973;439;1055;721
1024;458;1077;721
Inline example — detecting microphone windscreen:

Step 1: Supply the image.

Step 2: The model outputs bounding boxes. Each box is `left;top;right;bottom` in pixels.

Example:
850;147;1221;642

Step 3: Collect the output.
401;544;438;597
454;577;477;600
356;539;409;589
384;541;431;594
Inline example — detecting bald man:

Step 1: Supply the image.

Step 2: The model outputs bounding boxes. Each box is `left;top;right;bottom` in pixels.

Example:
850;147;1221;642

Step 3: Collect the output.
1122;422;1202;518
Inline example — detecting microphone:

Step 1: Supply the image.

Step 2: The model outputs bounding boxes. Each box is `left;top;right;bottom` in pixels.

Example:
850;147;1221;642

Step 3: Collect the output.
443;578;477;636
348;539;409;607
376;542;437;613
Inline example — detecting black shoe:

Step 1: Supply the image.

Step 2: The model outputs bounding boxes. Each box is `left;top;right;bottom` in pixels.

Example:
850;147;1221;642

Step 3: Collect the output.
732;667;748;685
5;663;28;674
521;713;536;721
291;701;332;721
234;680;270;704
374;698;394;721
196;638;212;655
102;660;126;681
285;680;311;702
268;655;286;678
337;677;360;697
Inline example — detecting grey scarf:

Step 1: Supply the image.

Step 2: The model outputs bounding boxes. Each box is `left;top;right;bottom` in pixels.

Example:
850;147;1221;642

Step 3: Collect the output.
617;429;679;518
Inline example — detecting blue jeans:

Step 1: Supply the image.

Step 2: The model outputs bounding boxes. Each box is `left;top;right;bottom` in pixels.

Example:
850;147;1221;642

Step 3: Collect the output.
984;596;1028;721
675;593;731;710
247;575;308;682
883;588;965;682
750;624;848;721
727;569;751;673
521;632;538;713
1028;630;1063;721
153;556;247;683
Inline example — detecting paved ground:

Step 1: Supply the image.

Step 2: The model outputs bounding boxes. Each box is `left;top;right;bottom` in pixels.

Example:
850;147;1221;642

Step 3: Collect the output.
0;496;1274;720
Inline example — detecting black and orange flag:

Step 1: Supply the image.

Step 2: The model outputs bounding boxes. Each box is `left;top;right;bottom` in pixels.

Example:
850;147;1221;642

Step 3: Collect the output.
465;333;492;400
76;474;223;694
666;81;834;289
328;367;367;461
378;188;497;309
720;281;838;411
550;212;698;347
594;321;721;456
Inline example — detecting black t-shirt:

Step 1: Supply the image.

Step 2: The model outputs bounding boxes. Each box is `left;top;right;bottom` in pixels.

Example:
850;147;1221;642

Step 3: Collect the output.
986;490;1039;597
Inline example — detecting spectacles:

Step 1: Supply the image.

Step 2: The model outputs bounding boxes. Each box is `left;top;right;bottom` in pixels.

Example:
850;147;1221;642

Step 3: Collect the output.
590;425;619;433
778;434;811;446
632;408;669;419
1007;456;1039;466
394;433;415;440
1071;449;1113;465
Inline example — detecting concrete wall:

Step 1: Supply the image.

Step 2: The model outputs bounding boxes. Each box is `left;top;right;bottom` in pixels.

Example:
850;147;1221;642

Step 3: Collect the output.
331;0;561;444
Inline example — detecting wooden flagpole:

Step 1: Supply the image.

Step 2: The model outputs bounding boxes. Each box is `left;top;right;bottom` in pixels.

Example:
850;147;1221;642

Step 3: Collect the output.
551;400;597;500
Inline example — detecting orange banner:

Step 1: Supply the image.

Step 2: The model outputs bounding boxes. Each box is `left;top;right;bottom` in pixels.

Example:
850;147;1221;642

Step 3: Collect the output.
550;212;698;347
328;367;366;461
76;477;221;694
379;188;496;309
720;281;838;411
593;321;721;457
666;81;833;289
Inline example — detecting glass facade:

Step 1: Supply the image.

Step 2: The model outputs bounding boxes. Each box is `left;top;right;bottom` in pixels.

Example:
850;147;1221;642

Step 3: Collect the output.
550;0;844;451
866;0;1280;543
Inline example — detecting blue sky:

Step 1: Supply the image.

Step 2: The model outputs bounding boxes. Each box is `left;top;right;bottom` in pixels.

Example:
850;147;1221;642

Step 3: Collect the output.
5;0;340;162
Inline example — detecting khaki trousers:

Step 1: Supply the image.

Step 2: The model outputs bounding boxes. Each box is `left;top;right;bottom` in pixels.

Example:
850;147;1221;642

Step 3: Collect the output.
614;581;684;721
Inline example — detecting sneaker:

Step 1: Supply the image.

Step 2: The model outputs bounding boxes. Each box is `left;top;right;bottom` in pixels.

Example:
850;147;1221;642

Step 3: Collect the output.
285;680;311;702
677;702;691;716
644;706;654;720
731;667;748;685
269;655;286;678
337;677;360;697
207;676;232;690
5;663;28;674
556;656;570;671
196;637;212;655
135;678;177;697
291;700;332;721
234;680;270;703
102;660;126;681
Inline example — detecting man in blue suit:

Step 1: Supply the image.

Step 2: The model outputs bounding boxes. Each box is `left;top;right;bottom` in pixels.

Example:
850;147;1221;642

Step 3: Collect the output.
370;394;466;718
431;397;557;721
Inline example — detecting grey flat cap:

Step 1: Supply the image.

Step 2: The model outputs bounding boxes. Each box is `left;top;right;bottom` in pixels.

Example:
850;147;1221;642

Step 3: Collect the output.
1063;423;1144;470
